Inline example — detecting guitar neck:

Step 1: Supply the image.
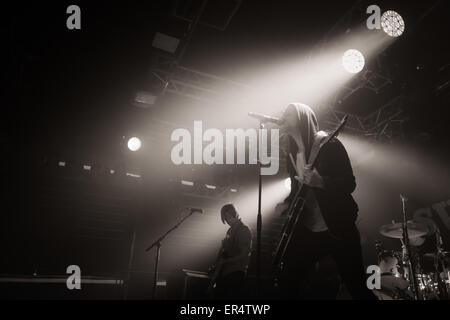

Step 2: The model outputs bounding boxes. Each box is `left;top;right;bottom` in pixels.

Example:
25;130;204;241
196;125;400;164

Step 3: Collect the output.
309;117;348;168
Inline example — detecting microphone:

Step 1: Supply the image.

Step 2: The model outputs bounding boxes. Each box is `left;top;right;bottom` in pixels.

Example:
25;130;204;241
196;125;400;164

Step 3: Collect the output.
187;207;203;214
248;112;284;125
400;194;408;202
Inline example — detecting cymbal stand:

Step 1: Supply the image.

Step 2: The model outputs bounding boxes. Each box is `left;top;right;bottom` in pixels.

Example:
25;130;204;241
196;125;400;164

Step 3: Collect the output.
400;195;420;300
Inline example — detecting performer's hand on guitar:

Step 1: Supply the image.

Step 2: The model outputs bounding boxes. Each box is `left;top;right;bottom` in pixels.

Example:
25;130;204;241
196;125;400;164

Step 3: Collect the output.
208;259;224;274
295;164;324;189
206;258;226;297
207;265;215;275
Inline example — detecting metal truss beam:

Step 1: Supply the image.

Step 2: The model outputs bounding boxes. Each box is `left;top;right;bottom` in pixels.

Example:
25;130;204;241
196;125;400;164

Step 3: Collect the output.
149;51;405;142
151;61;251;104
322;94;408;141
173;0;243;32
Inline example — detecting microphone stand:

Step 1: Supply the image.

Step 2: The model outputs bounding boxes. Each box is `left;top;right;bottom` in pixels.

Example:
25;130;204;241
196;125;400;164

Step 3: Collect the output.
400;195;420;300
145;209;198;300
249;114;278;297
256;120;264;297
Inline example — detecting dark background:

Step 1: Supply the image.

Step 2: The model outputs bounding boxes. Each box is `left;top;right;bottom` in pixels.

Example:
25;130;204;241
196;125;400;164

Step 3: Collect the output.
1;0;449;299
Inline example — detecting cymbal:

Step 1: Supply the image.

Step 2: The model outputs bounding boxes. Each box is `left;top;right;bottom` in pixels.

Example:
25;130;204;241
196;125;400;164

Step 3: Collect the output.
379;221;429;239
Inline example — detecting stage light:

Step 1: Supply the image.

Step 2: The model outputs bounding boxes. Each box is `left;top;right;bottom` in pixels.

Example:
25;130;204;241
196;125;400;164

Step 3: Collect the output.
127;137;142;152
230;188;238;193
284;178;291;191
126;173;142;179
181;180;194;187
381;10;405;38
205;184;217;190
342;49;365;74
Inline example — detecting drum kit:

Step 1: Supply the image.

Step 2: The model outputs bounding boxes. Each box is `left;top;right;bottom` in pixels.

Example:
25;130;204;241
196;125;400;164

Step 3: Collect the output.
375;219;450;300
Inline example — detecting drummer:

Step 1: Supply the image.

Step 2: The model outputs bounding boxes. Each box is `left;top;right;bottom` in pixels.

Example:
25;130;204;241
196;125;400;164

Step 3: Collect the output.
373;251;412;300
408;218;439;273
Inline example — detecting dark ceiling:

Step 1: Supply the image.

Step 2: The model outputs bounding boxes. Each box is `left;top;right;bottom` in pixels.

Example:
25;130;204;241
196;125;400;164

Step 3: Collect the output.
3;0;449;159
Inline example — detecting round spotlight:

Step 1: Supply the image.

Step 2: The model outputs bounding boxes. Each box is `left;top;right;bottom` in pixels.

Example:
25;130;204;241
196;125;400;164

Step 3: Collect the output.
381;10;405;38
342;49;365;74
284;178;291;191
127;137;142;152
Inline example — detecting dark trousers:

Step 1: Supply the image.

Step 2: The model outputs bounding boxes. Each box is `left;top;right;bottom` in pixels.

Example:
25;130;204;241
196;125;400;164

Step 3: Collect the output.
214;271;245;300
278;224;376;300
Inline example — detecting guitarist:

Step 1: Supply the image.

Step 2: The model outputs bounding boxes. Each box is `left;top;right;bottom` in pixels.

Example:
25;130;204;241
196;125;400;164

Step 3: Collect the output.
210;204;252;299
276;103;376;300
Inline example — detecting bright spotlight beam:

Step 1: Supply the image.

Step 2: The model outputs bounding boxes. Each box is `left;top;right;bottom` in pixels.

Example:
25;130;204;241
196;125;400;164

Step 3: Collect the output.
342;49;365;74
381;10;405;38
128;137;142;152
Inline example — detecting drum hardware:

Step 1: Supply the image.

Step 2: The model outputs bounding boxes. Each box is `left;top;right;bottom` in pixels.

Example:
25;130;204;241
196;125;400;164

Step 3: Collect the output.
399;195;420;300
377;211;449;300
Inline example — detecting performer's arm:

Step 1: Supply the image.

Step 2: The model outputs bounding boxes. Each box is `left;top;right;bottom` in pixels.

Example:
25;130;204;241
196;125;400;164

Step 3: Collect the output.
222;228;252;265
211;240;225;268
319;140;356;194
